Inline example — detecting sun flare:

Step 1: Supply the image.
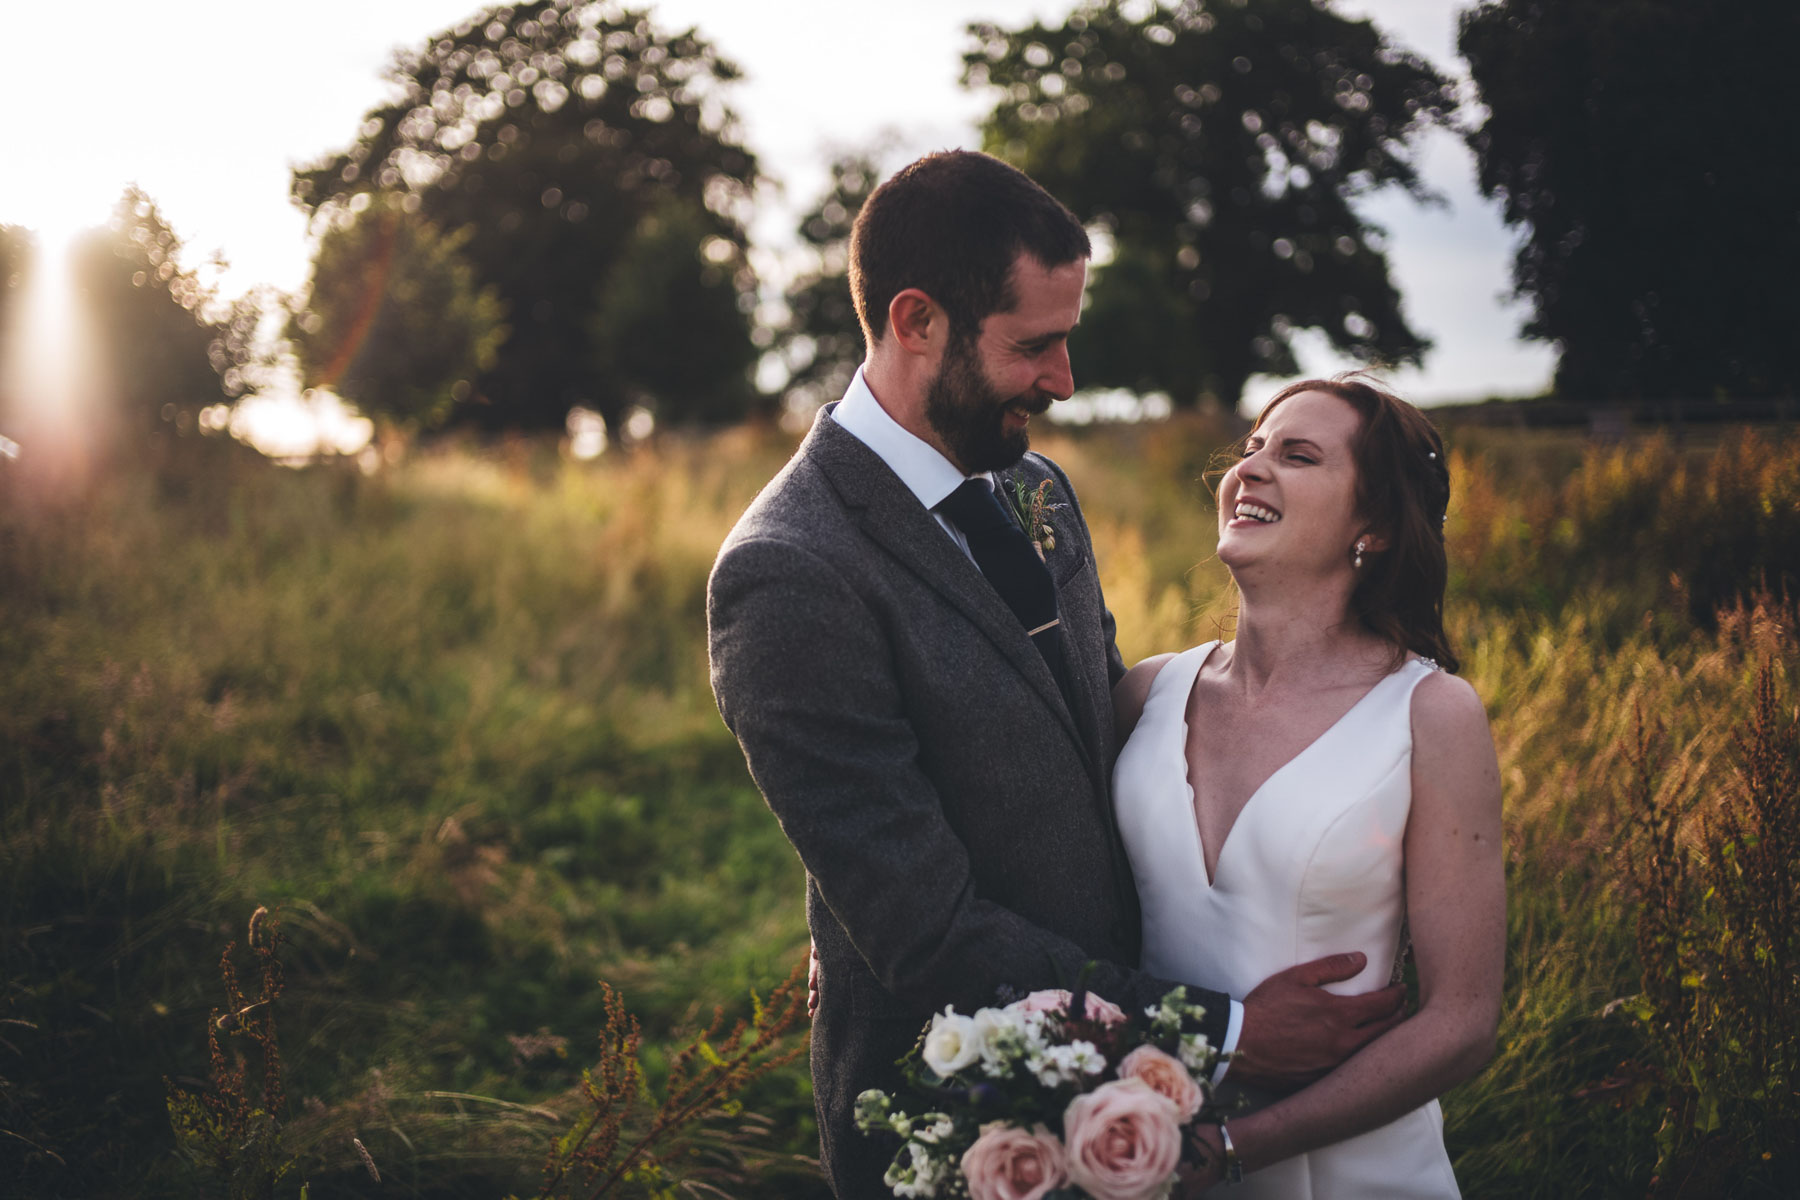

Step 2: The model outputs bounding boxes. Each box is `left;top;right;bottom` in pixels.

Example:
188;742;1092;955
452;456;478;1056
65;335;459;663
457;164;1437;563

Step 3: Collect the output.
0;222;108;481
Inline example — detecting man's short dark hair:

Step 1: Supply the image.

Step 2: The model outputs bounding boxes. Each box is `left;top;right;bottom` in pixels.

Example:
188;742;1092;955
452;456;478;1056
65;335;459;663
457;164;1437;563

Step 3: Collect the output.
849;150;1090;345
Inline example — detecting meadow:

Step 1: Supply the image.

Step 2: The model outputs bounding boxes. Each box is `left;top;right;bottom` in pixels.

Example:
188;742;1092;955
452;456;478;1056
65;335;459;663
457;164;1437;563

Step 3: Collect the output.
2;414;1796;1197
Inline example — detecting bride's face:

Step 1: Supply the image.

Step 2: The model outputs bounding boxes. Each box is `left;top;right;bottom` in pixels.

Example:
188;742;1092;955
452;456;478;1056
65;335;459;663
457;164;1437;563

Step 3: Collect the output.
1217;390;1375;581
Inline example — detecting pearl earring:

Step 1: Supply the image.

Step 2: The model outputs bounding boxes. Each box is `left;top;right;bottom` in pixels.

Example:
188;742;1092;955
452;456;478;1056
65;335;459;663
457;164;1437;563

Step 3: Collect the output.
1353;540;1365;569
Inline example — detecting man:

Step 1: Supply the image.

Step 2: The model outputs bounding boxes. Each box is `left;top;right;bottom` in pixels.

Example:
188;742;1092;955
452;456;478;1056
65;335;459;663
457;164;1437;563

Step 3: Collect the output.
708;150;1400;1197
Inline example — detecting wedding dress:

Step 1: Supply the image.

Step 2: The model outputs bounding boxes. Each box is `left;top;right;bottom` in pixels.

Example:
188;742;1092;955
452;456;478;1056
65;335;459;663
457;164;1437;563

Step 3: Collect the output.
1113;641;1461;1198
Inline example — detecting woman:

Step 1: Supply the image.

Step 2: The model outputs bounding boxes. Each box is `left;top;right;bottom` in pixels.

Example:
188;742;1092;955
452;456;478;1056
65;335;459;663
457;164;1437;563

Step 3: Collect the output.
1112;377;1504;1196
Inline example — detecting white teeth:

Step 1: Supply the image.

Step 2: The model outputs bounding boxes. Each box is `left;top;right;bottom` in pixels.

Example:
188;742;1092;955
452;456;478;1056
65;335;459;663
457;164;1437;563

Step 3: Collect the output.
1234;502;1280;524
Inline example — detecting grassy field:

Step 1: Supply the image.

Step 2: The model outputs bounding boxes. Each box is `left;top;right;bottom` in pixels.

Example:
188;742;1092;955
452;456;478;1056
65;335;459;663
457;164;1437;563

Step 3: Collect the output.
2;415;1797;1197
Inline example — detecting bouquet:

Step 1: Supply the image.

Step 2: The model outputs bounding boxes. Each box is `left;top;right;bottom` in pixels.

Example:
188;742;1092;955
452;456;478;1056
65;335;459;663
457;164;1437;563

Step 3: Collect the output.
856;983;1223;1200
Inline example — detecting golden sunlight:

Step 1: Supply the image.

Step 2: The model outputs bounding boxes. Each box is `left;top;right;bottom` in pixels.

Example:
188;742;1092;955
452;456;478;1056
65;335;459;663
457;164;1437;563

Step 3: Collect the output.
0;229;109;487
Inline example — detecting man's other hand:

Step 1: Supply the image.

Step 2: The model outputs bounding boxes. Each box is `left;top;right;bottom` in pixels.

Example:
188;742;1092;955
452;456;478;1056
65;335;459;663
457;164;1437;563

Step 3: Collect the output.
1228;952;1405;1093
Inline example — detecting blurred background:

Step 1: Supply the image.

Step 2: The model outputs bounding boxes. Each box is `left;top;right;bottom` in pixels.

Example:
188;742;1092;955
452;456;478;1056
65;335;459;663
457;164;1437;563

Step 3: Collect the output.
2;1;1797;1196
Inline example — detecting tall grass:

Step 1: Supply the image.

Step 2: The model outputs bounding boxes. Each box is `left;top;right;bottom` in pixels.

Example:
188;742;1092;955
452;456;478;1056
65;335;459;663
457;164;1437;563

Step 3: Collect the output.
2;418;1796;1195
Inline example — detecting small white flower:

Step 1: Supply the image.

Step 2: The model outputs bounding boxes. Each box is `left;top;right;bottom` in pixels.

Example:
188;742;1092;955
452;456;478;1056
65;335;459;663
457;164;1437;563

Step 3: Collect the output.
1179;1031;1214;1071
1027;1041;1105;1087
1064;1039;1107;1076
1025;1051;1068;1087
884;1142;946;1198
973;1007;1031;1075
912;1113;955;1145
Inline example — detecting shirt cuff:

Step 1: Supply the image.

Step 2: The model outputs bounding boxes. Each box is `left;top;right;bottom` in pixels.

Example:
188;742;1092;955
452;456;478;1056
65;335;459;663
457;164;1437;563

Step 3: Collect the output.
1212;999;1244;1087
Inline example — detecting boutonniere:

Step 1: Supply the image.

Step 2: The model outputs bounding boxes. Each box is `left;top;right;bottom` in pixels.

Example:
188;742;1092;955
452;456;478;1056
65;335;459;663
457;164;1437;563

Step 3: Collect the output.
1002;477;1067;562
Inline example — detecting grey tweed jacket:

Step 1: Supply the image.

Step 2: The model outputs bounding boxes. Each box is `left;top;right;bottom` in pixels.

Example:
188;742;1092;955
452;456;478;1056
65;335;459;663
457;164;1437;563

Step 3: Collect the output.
707;407;1229;1197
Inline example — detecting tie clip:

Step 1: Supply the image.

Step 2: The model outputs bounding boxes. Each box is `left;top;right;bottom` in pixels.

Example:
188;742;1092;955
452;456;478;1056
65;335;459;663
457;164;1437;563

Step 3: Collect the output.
1026;619;1061;637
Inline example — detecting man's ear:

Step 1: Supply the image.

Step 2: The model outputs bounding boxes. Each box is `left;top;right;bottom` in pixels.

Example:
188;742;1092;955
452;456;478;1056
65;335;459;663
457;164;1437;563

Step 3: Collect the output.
886;288;942;355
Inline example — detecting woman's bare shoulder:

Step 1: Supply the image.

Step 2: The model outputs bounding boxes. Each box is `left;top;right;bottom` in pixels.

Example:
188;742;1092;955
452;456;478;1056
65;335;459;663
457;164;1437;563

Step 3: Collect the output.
1409;668;1501;821
1113;652;1181;740
1409;666;1488;739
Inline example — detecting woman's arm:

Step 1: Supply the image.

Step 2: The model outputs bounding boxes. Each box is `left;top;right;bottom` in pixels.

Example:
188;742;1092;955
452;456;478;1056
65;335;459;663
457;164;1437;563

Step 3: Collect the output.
1205;668;1505;1177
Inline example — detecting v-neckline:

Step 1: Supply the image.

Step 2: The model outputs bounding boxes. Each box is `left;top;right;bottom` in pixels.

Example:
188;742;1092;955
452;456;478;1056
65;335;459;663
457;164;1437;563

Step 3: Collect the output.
1175;642;1404;889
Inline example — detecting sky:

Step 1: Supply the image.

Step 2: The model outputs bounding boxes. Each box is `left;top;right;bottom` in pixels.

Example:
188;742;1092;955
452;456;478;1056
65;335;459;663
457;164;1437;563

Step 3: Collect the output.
1;0;1554;419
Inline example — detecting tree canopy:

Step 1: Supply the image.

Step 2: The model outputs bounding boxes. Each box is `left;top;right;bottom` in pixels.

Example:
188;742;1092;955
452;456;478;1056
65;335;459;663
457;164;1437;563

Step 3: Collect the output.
965;0;1456;409
290;199;507;430
292;0;762;431
777;149;884;416
1460;0;1799;402
70;189;228;438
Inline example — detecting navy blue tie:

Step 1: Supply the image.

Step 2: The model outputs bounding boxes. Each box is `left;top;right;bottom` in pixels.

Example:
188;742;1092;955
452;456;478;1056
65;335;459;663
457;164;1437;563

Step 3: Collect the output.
937;479;1074;706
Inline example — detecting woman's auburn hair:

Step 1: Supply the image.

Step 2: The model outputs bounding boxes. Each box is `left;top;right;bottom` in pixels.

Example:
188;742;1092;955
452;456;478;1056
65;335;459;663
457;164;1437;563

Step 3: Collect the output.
1234;374;1460;675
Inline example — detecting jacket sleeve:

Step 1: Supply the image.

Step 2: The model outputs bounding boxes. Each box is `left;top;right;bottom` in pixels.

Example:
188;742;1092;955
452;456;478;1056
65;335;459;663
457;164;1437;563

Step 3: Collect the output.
708;532;1228;1039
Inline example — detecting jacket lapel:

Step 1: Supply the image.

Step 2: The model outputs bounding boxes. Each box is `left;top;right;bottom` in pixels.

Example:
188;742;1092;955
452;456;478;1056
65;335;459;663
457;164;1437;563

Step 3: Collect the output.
998;467;1109;775
805;411;1094;769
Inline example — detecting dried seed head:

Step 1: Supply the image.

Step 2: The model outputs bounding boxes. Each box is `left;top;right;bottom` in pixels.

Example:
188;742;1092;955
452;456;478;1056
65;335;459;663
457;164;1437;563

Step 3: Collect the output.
247;906;270;948
353;1136;380;1182
216;1001;268;1032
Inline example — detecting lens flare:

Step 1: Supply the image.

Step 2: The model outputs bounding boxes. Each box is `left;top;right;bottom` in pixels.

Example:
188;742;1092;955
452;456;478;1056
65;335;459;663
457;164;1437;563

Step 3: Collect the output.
0;227;108;487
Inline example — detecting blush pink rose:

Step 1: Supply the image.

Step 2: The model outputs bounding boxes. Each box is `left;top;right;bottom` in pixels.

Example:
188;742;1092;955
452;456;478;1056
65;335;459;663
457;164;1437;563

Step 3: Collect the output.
1009;988;1128;1026
1061;1078;1183;1200
1116;1044;1205;1121
960;1122;1069;1200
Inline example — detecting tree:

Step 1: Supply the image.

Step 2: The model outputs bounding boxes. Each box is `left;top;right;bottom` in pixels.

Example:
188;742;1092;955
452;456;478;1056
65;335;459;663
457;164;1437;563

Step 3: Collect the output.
69;188;228;437
778;148;887;416
589;197;757;425
292;0;761;431
289;199;507;430
964;0;1457;409
1460;0;1800;402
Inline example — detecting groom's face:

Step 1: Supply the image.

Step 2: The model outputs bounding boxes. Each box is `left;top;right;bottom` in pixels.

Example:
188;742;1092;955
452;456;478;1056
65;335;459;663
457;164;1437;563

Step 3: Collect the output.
924;253;1086;474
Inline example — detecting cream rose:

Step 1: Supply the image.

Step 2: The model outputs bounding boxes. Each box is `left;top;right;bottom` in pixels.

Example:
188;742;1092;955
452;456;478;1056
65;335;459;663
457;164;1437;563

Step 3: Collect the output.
1006;988;1129;1026
1116;1044;1205;1121
1061;1078;1183;1200
922;1007;981;1076
960;1122;1069;1200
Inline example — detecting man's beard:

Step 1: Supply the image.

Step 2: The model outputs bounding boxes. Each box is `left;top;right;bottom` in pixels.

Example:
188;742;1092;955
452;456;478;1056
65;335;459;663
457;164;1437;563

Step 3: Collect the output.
924;335;1047;473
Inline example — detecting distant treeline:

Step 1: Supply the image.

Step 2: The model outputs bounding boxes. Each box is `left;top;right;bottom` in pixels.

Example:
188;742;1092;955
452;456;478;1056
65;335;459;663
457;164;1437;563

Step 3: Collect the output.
1437;396;1800;431
4;0;1794;447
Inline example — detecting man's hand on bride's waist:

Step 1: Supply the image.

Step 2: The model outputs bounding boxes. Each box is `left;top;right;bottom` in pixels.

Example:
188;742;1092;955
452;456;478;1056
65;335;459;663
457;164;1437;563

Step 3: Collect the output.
1228;952;1407;1093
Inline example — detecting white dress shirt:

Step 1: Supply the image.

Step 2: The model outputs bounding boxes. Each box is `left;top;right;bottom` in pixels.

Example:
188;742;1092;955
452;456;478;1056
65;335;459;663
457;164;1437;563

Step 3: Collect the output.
828;365;995;562
827;366;1244;1073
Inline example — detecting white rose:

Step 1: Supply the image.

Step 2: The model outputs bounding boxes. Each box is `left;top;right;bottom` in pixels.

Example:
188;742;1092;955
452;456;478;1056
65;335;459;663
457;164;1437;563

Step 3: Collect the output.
923;1007;982;1077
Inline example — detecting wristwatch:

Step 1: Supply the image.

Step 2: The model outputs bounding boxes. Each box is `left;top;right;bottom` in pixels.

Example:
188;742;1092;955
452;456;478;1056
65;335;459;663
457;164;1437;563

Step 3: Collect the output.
1217;1119;1244;1184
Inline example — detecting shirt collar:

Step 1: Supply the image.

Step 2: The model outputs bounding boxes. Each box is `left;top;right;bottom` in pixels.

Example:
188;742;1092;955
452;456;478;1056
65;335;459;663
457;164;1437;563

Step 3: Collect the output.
828;365;992;510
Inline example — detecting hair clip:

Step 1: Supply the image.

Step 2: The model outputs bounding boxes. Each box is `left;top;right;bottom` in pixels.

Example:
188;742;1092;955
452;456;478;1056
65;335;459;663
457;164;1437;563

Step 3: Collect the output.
1427;451;1437;460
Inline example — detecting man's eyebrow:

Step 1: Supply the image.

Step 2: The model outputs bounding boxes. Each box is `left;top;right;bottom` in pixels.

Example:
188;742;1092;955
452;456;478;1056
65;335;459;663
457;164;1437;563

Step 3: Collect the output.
1019;327;1076;346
